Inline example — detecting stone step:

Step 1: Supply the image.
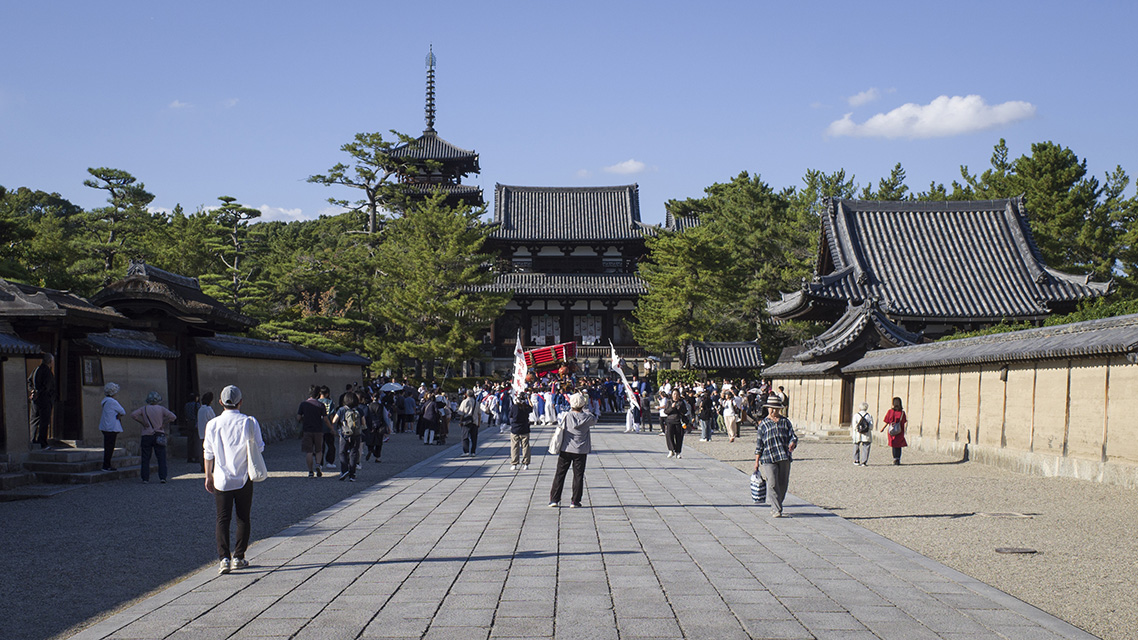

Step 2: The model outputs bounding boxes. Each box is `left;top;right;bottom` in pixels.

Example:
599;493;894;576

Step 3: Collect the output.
32;465;141;485
27;446;128;464
24;454;140;475
0;471;36;491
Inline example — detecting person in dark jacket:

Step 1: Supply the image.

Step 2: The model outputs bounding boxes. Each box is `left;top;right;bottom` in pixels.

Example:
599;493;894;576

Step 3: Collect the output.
697;390;715;442
509;393;533;470
663;389;688;459
28;353;56;449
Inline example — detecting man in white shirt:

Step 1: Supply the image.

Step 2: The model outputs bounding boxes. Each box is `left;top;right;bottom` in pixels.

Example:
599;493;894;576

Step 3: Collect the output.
203;385;264;575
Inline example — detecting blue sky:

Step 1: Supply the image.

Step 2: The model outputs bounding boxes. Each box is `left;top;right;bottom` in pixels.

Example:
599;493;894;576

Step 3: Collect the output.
3;1;1137;226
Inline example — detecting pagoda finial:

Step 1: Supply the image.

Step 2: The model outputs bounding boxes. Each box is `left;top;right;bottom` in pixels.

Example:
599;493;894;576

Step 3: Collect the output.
425;45;436;132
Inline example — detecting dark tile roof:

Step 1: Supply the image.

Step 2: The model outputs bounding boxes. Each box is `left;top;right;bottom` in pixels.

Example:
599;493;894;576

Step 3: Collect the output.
684;341;765;370
795;302;921;361
769;198;1111;322
78;329;180;359
490;184;649;243
92;262;256;331
389;130;479;173
761;359;840;377
842;313;1138;373
193;335;370;366
478;273;647;298
0;278;125;324
0;332;44;355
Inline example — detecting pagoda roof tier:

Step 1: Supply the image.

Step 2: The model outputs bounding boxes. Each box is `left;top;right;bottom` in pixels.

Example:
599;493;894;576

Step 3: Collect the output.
479;272;647;298
684;341;765;370
769;197;1112;323
490;184;653;243
390;130;480;175
399;183;483;207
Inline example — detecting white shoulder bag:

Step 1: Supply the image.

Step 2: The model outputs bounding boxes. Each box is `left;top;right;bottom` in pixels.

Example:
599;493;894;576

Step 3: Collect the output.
246;418;269;482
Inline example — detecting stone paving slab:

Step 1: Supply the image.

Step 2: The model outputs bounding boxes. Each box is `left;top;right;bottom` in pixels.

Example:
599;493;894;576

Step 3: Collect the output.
69;422;1098;640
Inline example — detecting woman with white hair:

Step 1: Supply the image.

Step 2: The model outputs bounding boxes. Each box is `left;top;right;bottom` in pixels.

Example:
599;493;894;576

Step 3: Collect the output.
548;391;595;508
98;383;125;472
851;401;873;466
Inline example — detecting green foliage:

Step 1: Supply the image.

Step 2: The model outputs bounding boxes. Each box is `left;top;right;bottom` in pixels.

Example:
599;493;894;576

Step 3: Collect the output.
634;172;818;359
860;163;910;200
196;196;274;315
0;186;84;289
656;368;699;388
307;130;422;233
938;296;1138;342
74;167;158;289
371;193;508;373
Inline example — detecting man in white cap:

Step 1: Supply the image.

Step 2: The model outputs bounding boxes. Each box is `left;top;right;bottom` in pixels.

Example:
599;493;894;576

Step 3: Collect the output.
753;398;797;518
203;385;264;575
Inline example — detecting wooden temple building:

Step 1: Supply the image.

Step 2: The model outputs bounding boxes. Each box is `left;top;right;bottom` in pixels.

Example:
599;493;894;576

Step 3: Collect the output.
764;197;1114;465
0;262;367;480
478;184;663;373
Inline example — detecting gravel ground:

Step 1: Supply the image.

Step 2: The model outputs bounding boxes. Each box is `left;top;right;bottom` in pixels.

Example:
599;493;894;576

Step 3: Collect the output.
1;429;463;640
685;425;1136;640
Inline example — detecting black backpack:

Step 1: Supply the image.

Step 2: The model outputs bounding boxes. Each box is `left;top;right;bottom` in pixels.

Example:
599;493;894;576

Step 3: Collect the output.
855;413;871;434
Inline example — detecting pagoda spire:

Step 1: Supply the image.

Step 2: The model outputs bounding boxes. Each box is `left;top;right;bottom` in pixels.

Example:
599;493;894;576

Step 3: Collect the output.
425;45;436;132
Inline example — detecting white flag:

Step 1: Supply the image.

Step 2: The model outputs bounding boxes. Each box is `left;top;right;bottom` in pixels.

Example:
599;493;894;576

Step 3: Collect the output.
511;329;527;396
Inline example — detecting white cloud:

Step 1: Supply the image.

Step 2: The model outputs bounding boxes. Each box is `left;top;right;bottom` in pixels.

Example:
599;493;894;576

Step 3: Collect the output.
168;100;192;109
576;169;591;178
258;205;308;223
847;88;880;107
603;159;647;175
224;98;239;108
826;95;1036;139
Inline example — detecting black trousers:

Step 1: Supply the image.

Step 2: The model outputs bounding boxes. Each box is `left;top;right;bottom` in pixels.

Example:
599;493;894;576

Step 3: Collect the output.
550;452;587;505
665;421;686;454
101;431;118;469
323;432;336;465
30;401;52;447
215;480;254;560
462;424;479;454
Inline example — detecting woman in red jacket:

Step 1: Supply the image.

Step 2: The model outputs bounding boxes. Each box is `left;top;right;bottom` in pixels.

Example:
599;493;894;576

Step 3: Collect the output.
881;397;908;465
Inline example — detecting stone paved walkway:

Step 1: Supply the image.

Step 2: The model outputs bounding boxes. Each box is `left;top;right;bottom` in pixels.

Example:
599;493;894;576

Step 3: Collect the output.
70;421;1096;640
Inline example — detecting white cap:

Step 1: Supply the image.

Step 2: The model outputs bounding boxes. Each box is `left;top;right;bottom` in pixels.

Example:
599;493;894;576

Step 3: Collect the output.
219;385;242;407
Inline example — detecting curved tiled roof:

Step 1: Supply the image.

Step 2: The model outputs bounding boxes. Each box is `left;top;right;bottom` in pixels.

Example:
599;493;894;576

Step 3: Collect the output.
92;262;256;331
842;313;1138;373
0;278;125;323
194;335;371;366
684;341;765;370
491;184;646;242
762;359;840;378
389;130;479;165
796;302;921;361
479;273;647;297
79;329;180;359
0;332;44;355
769;198;1111;322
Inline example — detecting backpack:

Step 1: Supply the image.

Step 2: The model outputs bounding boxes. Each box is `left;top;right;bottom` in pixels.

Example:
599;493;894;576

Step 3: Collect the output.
855;413;871;434
340;407;362;437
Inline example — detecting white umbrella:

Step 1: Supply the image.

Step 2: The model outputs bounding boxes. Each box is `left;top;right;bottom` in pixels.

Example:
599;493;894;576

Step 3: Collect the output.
380;382;404;392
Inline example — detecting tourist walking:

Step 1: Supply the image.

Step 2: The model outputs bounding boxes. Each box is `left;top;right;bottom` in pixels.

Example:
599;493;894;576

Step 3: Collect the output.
319;386;336;468
851;402;873;465
27;353;56;449
721;389;739;442
98;382;125;472
458;390;482;456
131;391;176;484
332;392;363;481
881;397;908;465
203;385;264;575
297;386;330;478
697;389;715;442
549;392;594;508
754;398;798;517
196;392;217;473
182;393;201;464
509;393;532;470
662;389;687;458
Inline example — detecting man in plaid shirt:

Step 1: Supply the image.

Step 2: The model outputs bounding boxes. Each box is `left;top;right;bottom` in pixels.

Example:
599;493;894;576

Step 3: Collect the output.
753;398;798;518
